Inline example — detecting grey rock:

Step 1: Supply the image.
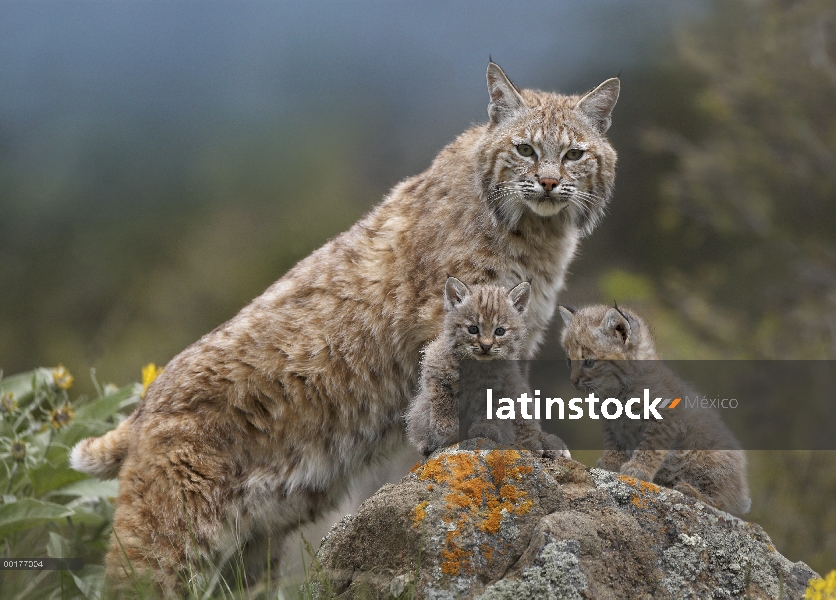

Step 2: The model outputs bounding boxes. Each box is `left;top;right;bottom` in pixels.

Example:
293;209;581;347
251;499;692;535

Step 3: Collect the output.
312;443;818;599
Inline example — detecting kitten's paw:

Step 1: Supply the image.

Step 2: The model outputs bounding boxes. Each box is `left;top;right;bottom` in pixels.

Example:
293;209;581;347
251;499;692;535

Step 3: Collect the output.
595;457;623;472
619;462;654;482
468;422;507;445
433;417;459;439
673;481;711;505
539;433;571;460
413;439;434;457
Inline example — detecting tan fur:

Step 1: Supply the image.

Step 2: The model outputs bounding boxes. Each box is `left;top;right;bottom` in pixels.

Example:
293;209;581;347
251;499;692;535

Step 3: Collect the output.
407;277;569;458
71;62;619;593
559;304;751;515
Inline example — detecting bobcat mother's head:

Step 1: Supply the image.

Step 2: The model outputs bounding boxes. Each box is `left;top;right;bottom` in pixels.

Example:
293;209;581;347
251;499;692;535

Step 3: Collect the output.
478;62;619;236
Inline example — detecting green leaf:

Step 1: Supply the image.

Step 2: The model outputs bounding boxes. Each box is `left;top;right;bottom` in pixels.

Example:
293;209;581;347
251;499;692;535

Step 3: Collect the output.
0;498;74;539
61;506;110;528
46;530;71;559
72;564;106;600
47;478;118;500
29;463;89;497
74;385;136;422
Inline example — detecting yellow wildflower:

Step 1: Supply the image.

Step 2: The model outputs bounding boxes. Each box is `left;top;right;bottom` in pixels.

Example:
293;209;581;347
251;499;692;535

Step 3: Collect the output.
49;405;76;429
141;363;163;398
1;392;17;413
52;365;74;390
806;570;836;600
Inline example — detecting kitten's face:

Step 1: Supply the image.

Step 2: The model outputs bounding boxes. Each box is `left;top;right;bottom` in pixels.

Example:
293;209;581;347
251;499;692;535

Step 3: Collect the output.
559;304;650;397
480;63;619;234
443;279;529;361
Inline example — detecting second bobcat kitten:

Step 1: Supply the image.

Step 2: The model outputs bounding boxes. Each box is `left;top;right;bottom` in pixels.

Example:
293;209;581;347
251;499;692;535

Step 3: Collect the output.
407;277;569;458
559;304;751;515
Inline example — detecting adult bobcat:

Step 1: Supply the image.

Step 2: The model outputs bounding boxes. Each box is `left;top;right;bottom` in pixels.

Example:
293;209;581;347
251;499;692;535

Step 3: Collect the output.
72;62;619;592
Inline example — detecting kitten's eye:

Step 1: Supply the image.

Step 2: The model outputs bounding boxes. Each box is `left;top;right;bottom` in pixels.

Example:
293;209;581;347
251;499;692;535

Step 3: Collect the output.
516;144;535;158
467;325;479;334
565;148;584;161
494;327;506;336
583;358;596;368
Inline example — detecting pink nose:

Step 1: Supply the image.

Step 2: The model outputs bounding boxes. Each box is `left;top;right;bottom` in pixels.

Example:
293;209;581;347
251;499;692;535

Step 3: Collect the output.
480;343;492;353
540;177;559;192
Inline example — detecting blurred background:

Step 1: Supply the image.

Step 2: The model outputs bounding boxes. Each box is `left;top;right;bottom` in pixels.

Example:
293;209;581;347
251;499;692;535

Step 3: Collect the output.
1;0;834;575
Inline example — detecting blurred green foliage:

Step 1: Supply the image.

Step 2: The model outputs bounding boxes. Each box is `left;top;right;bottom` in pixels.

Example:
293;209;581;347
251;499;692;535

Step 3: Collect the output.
0;367;135;599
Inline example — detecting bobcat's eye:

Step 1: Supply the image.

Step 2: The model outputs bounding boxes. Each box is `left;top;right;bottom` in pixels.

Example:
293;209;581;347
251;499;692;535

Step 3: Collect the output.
467;325;479;334
494;327;506;336
583;358;596;368
516;144;535;158
564;148;584;161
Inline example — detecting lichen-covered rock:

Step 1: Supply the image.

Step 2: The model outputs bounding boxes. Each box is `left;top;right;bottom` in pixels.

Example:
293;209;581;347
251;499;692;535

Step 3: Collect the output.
313;441;818;599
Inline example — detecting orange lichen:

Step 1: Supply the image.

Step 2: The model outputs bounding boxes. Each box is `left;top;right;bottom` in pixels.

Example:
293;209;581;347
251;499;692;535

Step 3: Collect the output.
414;450;539;576
617;474;660;494
412;500;430;528
499;483;526;502
441;543;472;575
480;543;495;565
481;503;506;534
427;484;434;491
445;476;494;510
639;480;661;493
418;452;480;485
417;455;452;483
514;498;533;516
631;495;647;509
618;475;638;486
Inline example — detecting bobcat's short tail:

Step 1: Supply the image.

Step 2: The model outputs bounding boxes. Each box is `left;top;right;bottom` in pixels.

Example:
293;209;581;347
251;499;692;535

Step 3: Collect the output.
70;416;134;479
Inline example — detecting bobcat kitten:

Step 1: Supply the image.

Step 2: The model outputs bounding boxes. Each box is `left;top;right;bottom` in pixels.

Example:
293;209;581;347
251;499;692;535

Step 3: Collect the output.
559;304;751;515
71;62;619;593
407;277;569;457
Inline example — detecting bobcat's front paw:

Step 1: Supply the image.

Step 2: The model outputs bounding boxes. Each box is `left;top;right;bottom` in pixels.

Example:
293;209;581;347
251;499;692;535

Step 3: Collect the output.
619;462;654;482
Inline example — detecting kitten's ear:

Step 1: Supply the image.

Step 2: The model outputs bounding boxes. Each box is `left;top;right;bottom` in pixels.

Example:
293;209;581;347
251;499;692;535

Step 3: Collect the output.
444;277;470;311
575;77;620;133
487;62;526;124
600;306;636;344
508;281;531;314
558;304;577;326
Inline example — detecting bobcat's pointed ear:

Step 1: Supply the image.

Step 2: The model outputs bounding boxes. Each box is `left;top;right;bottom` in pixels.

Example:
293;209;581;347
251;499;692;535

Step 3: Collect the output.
575;77;620;133
444;277;470;311
558;304;576;326
487;62;526;124
508;281;531;314
600;305;635;344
